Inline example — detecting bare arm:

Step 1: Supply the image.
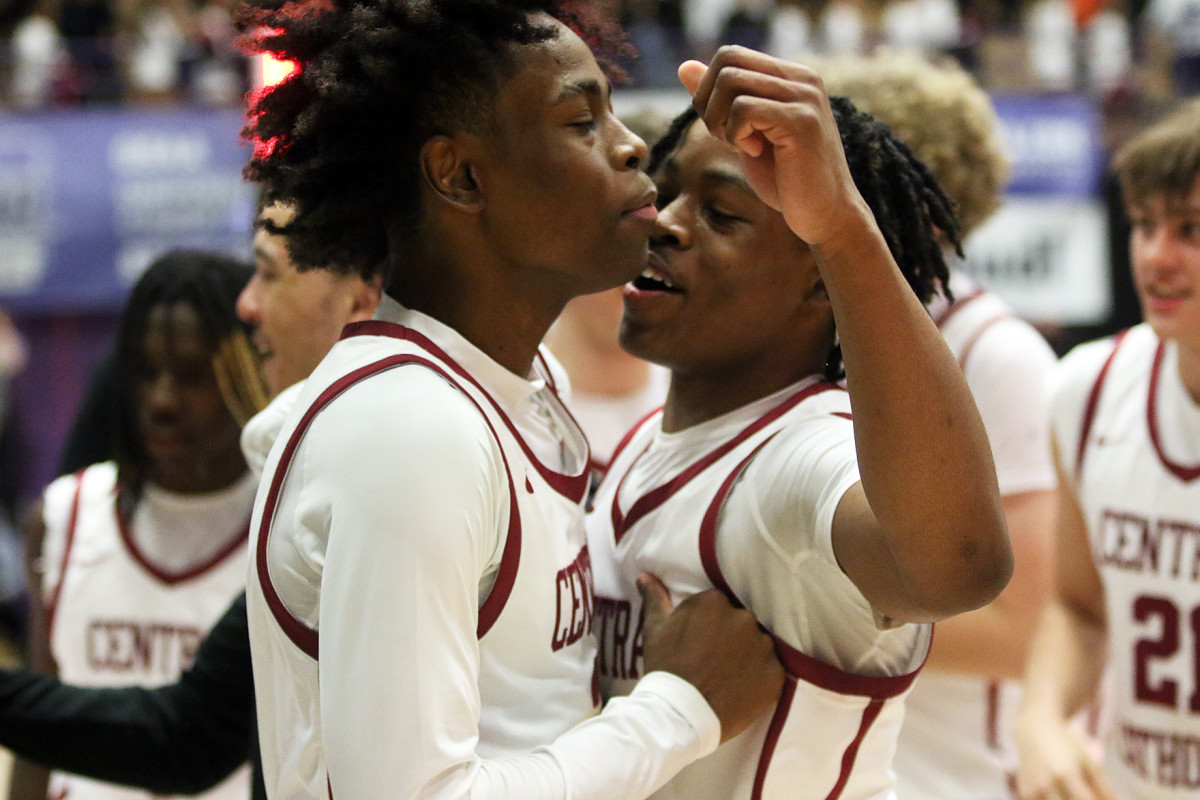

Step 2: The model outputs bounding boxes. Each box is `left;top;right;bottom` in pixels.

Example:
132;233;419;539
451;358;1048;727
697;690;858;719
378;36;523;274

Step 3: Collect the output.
1015;440;1115;800
680;47;1011;623
923;488;1057;677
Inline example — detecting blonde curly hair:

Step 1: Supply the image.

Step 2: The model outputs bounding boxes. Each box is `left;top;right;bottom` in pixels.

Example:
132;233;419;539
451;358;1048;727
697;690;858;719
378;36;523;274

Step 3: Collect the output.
815;51;1011;237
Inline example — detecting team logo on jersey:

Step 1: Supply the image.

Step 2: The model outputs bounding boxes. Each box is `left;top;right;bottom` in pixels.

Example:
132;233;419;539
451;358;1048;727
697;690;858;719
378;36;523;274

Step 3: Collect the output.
552;545;594;651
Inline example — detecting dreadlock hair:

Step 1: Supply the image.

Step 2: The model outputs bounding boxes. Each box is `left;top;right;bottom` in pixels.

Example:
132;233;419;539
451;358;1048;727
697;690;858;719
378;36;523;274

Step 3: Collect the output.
646;97;961;380
238;0;630;283
113;250;268;502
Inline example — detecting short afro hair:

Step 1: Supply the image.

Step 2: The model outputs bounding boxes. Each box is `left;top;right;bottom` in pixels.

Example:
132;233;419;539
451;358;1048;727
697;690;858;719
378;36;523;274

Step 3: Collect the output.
239;0;629;282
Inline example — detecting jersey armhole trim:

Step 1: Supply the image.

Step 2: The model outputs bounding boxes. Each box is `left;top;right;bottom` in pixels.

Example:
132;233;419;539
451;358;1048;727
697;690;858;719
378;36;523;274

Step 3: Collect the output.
256;354;522;659
1075;329;1130;478
43;469;85;641
343;321;589;504
696;436;922;697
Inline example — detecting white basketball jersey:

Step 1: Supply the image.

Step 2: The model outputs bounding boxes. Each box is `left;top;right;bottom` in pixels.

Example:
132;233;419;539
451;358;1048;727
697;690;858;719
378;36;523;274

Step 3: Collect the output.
896;275;1058;800
41;462;251;800
1055;324;1200;799
248;319;598;800
590;379;929;800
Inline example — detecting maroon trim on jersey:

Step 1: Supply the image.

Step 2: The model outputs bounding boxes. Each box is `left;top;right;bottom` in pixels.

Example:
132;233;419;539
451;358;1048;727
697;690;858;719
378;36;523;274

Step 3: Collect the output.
932;286;986;329
535;350;558;395
696;428;918;800
113;500;249;586
698;440;922;698
985;680;1001;750
44;469;86;641
342;321;590;504
1075;329;1129;477
610;382;843;543
256;355;523;658
956;314;1010;372
752;675;797;800
1147;340;1200;482
603;407;663;477
824;698;886;800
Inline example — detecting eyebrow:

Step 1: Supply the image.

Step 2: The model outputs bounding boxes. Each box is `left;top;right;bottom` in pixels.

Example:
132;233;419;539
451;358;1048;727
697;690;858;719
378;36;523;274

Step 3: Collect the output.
253;242;277;267
555;77;611;104
700;167;756;196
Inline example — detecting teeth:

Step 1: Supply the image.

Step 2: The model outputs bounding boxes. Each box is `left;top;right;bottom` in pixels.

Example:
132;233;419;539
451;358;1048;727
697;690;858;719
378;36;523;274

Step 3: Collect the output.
640;267;673;288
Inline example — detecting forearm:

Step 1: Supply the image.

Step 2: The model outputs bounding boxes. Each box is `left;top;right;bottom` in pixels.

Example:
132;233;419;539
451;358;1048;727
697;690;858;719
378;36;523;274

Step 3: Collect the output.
818;220;1010;615
1020;599;1108;725
923;489;1056;678
467;674;718;800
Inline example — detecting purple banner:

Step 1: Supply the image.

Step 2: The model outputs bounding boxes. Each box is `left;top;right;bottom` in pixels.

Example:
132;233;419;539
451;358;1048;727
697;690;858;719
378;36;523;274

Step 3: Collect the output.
0;107;255;313
991;94;1104;199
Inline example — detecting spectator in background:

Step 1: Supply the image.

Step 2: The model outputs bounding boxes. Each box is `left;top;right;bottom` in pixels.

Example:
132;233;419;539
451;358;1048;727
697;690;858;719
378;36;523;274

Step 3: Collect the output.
8;250;265;800
1017;98;1200;800
820;50;1061;800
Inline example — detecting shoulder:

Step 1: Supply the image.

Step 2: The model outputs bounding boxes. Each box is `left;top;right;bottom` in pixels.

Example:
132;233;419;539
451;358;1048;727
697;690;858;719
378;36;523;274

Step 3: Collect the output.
1052;327;1149;403
41;463;116;526
300;362;506;489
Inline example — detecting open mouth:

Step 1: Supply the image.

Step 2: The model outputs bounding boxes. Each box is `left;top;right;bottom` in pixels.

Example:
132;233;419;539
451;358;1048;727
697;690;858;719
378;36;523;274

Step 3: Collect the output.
633;255;682;294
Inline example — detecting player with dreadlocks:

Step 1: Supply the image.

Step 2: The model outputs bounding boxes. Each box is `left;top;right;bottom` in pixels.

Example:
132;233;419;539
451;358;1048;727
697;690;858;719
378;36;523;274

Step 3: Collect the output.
11;251;265;800
237;2;783;800
587;47;1013;800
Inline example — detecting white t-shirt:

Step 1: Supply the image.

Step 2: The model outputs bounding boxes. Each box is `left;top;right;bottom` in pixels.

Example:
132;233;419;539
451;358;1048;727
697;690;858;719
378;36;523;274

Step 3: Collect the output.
590;377;930;799
247;295;722;800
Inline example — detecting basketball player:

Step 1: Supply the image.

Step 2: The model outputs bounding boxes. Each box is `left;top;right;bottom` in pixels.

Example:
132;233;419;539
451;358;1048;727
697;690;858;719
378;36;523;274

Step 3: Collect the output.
0;206;380;800
9;252;265;800
819;52;1060;799
1016;101;1200;800
588;47;1013;799
240;2;783;799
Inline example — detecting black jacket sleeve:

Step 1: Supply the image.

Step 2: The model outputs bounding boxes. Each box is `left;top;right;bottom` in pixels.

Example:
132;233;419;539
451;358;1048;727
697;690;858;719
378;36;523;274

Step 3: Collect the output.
0;593;259;797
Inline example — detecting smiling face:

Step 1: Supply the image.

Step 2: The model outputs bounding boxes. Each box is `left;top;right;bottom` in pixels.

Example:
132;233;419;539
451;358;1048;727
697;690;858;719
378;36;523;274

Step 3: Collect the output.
619;120;835;389
471;16;659;296
238;203;375;395
1129;175;1200;352
136;302;246;493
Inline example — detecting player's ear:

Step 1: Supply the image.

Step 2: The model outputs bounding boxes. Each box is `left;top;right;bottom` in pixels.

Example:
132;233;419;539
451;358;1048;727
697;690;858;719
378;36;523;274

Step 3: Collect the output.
421;135;485;214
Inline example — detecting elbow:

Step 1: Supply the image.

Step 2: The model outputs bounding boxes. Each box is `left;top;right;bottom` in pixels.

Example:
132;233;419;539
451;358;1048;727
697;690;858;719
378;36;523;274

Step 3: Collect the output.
955;531;1015;614
913;516;1014;621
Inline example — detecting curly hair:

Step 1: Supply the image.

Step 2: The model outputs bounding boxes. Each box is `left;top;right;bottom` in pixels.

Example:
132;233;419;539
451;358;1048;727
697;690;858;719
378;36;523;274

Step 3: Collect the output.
814;51;1010;237
647;97;960;380
238;0;629;282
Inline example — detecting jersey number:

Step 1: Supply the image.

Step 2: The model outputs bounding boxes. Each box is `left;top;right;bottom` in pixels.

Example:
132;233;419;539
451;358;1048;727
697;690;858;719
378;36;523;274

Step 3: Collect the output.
1133;595;1200;713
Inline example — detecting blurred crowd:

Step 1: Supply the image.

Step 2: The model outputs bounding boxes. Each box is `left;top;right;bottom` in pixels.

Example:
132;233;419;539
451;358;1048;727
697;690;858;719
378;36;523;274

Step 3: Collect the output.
0;0;1196;109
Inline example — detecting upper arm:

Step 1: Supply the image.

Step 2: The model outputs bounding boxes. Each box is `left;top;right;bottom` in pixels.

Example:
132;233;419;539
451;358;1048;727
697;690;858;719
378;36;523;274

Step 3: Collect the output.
304;370;509;798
